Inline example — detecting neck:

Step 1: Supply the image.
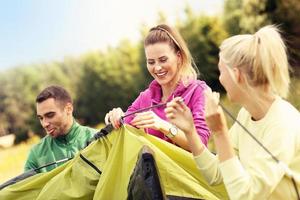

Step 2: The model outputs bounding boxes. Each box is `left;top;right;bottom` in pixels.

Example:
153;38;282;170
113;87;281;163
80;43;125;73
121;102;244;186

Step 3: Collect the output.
63;117;74;135
161;80;179;103
241;87;276;121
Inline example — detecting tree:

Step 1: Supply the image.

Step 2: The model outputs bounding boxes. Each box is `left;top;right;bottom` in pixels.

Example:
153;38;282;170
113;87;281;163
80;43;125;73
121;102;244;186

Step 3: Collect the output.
75;40;144;125
0;67;41;142
223;0;300;70
223;0;243;35
178;8;228;91
266;0;300;70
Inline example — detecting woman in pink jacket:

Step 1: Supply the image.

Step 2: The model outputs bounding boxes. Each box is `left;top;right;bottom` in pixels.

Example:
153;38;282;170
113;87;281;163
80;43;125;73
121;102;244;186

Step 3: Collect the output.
104;24;210;151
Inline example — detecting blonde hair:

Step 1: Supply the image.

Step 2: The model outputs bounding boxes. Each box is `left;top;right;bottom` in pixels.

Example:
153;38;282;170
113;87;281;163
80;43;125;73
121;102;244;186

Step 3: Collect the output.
219;25;290;98
144;24;199;86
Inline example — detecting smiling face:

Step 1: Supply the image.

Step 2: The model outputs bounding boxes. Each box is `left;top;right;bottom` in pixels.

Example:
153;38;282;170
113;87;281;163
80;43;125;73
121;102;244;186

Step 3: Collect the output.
36;98;73;138
145;42;181;88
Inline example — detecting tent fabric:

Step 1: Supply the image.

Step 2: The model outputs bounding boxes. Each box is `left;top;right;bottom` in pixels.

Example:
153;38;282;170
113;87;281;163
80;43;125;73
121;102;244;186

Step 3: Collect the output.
0;125;228;200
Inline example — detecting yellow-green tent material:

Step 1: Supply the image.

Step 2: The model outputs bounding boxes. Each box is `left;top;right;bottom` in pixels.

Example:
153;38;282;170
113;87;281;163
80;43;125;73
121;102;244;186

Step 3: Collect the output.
0;125;229;200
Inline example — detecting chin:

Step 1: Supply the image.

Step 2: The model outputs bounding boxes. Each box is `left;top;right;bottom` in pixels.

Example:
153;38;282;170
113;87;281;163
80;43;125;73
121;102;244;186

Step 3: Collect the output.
49;132;59;138
156;78;172;86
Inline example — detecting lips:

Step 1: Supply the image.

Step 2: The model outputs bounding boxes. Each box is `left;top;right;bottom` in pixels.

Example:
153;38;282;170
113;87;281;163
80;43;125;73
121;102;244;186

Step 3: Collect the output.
47;128;55;135
155;71;167;78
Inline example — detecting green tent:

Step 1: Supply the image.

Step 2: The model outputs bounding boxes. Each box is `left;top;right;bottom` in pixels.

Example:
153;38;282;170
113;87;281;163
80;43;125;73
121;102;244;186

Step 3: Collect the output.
0;125;228;200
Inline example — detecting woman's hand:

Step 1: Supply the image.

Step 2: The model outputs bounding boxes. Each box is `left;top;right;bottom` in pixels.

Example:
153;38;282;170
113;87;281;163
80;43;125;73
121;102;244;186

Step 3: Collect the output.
104;107;124;129
131;111;168;131
165;97;196;135
204;88;228;135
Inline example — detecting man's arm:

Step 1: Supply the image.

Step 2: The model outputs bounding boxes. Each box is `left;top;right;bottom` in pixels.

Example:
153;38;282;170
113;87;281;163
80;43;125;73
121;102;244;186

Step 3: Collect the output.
24;148;38;172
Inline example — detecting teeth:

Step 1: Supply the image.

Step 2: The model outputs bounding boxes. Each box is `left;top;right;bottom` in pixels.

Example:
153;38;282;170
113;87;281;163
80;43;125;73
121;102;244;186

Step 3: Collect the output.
156;72;167;76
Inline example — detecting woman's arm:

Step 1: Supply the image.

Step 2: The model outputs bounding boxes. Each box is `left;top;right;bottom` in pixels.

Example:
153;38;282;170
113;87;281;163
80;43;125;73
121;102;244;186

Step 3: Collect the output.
165;97;223;184
204;89;235;162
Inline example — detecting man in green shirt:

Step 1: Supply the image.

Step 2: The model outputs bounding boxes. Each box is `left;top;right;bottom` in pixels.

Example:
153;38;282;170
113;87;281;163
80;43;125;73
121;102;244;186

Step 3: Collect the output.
24;85;97;173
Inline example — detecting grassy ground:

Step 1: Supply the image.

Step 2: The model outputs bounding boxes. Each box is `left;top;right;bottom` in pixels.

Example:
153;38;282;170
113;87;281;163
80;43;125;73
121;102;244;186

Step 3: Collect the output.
0;78;299;185
0;136;39;184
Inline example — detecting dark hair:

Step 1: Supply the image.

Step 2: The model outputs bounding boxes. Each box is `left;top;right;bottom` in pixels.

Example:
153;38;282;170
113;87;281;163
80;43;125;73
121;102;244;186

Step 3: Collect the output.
36;85;73;105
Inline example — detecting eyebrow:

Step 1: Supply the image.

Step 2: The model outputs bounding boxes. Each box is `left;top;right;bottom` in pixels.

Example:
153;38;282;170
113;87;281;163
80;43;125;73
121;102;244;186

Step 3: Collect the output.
37;111;55;118
147;56;167;61
158;56;167;59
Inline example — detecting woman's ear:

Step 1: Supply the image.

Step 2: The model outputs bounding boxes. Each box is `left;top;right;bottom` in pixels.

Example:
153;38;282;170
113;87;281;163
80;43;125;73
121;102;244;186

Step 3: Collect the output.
176;51;182;65
233;67;244;83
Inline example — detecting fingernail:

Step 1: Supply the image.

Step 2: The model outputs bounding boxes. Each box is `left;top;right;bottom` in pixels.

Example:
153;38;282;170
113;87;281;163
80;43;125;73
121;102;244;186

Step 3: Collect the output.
178;98;184;103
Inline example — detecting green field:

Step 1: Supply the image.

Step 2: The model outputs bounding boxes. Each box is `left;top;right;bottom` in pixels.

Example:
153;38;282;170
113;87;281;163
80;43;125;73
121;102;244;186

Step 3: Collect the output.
0;136;39;183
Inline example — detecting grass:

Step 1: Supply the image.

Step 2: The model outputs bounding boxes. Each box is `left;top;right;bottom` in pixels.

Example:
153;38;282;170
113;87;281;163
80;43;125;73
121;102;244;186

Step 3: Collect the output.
0;136;40;184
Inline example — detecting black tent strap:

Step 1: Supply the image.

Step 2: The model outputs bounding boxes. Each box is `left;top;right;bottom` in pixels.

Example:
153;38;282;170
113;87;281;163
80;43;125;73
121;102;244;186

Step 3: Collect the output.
121;102;168;120
79;154;102;175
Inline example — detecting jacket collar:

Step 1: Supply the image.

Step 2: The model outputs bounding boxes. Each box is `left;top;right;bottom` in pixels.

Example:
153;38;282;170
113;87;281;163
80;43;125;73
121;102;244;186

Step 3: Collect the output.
149;80;192;104
56;119;79;143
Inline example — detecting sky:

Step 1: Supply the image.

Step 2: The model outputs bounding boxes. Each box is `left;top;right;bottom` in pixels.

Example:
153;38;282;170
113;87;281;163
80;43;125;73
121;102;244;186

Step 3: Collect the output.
0;0;223;70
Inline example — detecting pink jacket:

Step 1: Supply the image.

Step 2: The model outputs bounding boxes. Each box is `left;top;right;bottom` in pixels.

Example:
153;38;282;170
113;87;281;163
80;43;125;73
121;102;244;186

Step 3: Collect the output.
124;80;211;145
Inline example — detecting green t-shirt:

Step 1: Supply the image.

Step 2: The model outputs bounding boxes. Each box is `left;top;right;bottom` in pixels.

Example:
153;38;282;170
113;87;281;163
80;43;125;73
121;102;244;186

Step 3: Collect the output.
24;120;97;173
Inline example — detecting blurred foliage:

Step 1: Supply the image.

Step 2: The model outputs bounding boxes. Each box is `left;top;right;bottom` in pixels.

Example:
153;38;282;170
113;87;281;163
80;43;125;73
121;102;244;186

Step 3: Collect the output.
178;7;228;91
267;0;300;69
0;1;299;144
288;78;300;110
240;0;272;33
75;40;144;126
223;0;300;70
223;0;243;35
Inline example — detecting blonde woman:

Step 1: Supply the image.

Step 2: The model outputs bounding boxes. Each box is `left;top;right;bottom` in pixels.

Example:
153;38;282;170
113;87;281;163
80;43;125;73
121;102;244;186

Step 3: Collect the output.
105;24;210;151
165;25;300;199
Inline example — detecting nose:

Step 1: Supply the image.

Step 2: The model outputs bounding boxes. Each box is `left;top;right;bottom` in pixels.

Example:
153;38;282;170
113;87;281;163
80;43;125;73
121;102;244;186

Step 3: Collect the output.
41;118;50;128
154;64;162;71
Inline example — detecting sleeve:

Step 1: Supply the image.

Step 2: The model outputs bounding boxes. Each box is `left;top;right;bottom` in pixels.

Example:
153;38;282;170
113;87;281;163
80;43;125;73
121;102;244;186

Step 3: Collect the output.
188;84;210;146
192;108;243;186
219;124;294;200
87;127;98;136
84;127;98;143
24;148;38;172
228;119;241;155
123;92;144;124
194;147;223;185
